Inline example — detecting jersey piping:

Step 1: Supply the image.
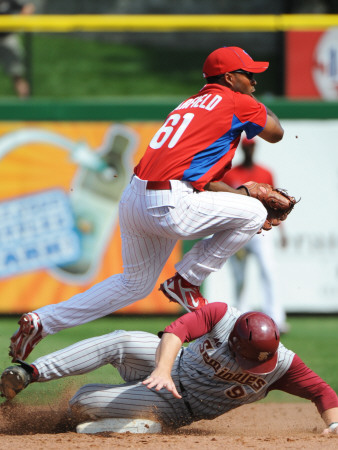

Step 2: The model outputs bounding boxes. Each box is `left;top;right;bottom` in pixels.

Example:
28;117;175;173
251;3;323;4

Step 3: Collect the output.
182;114;264;182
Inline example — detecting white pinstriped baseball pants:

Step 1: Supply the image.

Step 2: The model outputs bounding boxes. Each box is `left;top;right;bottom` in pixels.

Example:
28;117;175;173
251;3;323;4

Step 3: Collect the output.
37;176;267;335
33;330;192;427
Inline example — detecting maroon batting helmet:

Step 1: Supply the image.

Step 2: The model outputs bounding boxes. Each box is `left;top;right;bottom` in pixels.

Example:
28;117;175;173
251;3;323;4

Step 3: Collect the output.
229;312;280;375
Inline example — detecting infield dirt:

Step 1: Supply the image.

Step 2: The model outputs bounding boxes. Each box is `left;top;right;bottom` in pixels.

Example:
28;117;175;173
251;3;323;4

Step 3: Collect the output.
0;402;337;449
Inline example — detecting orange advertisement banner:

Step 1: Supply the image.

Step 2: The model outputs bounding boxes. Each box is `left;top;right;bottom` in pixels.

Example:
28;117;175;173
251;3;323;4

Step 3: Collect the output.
0;121;182;314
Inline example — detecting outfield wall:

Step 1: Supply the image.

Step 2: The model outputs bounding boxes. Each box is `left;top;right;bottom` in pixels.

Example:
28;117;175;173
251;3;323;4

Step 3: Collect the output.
0;99;337;314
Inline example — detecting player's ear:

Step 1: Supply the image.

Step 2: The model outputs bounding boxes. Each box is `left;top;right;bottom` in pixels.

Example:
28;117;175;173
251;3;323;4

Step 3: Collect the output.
224;72;234;88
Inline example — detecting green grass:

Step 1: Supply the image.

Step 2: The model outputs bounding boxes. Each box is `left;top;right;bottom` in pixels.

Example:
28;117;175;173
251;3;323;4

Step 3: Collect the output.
0;35;205;99
0;315;337;406
0;34;279;99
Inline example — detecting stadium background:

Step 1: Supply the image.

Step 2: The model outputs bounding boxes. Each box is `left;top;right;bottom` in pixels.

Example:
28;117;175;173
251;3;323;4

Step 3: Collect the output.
0;3;337;446
0;1;337;315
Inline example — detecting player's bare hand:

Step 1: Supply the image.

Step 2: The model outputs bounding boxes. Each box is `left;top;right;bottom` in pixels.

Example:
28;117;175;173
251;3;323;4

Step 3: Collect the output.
143;372;182;399
322;426;338;436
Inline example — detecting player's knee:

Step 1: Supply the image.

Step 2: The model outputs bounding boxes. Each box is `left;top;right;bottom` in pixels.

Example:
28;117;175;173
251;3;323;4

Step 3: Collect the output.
137;283;155;298
69;387;99;420
69;389;88;417
121;276;155;298
247;198;267;230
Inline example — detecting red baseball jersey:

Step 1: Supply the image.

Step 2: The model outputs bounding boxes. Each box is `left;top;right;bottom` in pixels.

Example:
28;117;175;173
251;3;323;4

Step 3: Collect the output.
223;164;274;188
134;83;267;191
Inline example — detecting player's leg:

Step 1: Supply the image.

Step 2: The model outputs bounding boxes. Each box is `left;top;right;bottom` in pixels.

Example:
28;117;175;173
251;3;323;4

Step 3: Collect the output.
33;329;190;428
160;190;266;310
69;378;192;428
253;233;288;332
64;330;190;427
0;34;29;98
36;234;175;336
2;331;191;427
228;248;249;312
174;191;266;282
33;330;160;382
9;239;173;361
53;328;188;427
2;331;161;399
40;183;175;334
43;181;176;328
10;182;177;359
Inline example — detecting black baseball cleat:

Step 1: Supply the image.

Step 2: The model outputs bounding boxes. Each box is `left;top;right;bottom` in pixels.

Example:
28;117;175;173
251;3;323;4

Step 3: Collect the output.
0;360;35;400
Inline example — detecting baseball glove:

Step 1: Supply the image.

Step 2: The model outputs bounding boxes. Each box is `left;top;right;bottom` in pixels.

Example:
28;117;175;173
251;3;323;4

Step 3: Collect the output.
239;181;298;231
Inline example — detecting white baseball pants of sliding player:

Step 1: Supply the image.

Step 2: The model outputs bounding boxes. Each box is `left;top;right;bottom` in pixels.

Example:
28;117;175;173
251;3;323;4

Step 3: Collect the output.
32;330;192;427
36;175;267;335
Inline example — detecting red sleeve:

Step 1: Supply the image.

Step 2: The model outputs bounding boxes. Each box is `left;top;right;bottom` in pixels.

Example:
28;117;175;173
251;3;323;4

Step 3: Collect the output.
159;302;228;343
234;94;267;139
268;354;338;414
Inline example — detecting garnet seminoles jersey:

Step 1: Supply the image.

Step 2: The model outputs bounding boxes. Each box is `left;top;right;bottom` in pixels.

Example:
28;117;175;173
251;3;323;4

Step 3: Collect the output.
134;84;267;191
177;305;294;421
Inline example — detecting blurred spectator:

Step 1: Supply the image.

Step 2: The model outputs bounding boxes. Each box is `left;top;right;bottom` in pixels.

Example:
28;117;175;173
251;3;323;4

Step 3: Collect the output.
0;0;35;98
285;0;338;13
223;137;289;334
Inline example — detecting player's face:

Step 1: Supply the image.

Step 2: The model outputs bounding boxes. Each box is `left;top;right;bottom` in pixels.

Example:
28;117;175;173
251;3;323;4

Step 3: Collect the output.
228;71;257;95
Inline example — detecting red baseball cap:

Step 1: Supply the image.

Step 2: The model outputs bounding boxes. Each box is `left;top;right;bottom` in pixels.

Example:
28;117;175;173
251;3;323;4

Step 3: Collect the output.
203;46;269;78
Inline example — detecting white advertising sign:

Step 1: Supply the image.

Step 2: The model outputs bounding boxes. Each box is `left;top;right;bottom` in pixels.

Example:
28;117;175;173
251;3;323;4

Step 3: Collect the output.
205;120;338;313
0;189;80;278
313;27;338;100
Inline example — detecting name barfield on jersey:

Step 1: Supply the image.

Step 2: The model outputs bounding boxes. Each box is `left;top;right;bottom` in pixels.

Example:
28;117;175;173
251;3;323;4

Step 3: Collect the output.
175;94;222;111
199;339;267;392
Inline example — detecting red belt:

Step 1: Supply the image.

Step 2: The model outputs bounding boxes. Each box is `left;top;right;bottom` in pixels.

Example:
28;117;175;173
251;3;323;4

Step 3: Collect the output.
146;180;171;190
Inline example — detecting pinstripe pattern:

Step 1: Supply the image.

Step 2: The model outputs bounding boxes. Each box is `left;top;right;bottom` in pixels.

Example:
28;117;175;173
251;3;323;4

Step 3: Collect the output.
33;330;192;427
36;176;267;335
32;307;294;427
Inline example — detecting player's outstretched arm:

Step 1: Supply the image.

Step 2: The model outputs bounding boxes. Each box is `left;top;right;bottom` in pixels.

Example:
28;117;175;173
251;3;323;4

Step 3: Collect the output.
321;407;338;435
204;180;249;195
270;354;338;435
258;109;284;143
246;94;283;143
142;332;182;399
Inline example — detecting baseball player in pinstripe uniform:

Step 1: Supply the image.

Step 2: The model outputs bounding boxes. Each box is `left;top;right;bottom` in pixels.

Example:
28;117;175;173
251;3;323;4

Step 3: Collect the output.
2;304;338;434
10;46;286;362
223;137;289;333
